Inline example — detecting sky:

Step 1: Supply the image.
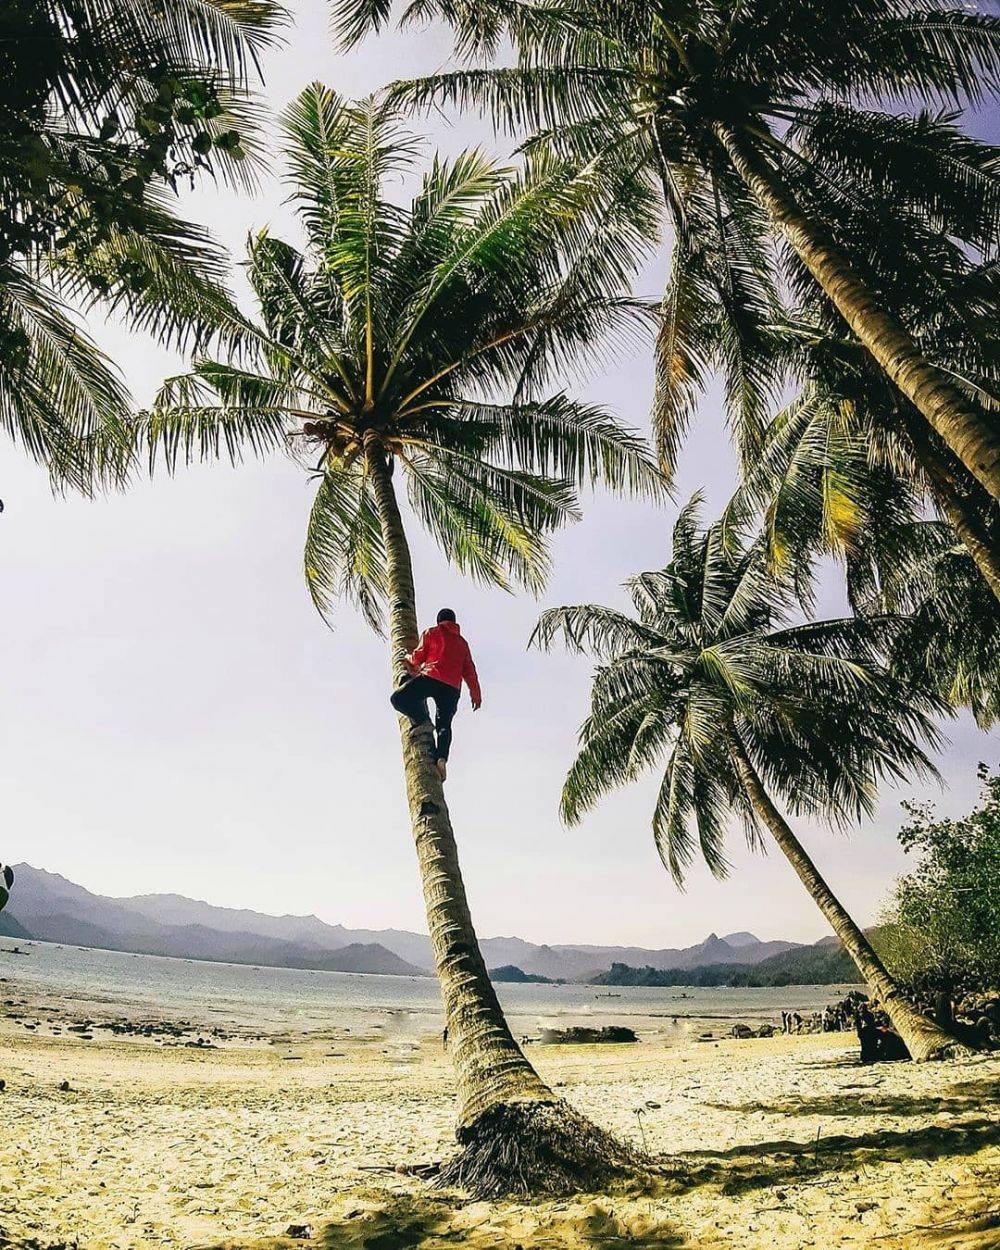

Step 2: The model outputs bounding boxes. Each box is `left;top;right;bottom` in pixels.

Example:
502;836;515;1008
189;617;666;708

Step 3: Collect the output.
1;0;996;949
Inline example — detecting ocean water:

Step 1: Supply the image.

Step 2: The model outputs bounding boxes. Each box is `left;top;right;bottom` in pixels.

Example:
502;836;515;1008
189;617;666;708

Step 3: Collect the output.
0;939;859;1043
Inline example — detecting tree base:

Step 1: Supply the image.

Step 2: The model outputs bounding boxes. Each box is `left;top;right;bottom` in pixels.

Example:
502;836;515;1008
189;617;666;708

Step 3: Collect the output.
909;1037;976;1063
898;1016;980;1062
437;1099;641;1200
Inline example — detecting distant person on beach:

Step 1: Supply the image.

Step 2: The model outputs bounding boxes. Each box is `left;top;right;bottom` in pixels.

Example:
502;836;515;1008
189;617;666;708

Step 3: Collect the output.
390;609;482;782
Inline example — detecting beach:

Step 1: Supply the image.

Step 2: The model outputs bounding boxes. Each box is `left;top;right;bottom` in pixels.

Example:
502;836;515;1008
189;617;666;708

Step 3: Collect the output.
1;957;998;1250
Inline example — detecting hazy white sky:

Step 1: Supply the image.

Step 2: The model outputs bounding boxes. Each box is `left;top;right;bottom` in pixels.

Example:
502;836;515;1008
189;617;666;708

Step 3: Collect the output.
1;1;995;948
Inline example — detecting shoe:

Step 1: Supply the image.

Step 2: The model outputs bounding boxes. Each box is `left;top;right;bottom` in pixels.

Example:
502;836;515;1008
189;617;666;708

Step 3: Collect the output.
436;758;447;782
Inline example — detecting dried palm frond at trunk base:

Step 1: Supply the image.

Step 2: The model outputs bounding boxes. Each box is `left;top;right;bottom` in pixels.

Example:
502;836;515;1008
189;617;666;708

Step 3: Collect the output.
437;1099;643;1199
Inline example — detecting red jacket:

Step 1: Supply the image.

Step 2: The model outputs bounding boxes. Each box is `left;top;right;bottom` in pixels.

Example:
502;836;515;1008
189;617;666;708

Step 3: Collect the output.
409;621;481;703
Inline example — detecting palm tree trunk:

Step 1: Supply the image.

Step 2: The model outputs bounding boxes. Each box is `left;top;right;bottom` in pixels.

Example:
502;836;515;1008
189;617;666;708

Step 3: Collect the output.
727;732;965;1061
715;124;1000;505
926;466;1000;601
902;418;1000;602
364;436;635;1195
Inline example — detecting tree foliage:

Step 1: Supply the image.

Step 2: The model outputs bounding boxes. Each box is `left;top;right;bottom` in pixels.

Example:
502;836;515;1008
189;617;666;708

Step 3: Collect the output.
0;0;285;491
724;302;1000;724
1;0;282;274
532;496;944;882
336;0;1000;478
882;766;1000;991
731;208;1000;591
108;84;663;629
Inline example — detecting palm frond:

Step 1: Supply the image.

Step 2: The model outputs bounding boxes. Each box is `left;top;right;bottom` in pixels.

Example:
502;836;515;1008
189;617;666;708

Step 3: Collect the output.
138;365;292;470
304;468;388;631
430;396;664;500
0;264;133;491
402;450;574;592
652;237;715;476
331;0;393;49
532;603;666;658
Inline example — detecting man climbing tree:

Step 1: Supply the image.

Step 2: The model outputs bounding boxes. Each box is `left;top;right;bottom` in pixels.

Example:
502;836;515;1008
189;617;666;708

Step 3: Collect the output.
390;609;481;782
103;86;659;1194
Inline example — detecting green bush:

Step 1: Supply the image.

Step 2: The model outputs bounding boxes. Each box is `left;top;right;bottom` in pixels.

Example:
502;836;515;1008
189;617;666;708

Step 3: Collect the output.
881;767;1000;996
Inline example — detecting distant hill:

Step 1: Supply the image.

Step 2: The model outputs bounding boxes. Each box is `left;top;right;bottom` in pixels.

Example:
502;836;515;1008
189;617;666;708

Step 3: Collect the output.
738;938;864;986
288;943;425;976
473;931;800;982
489;965;554;984
593;938;865;987
7;863;813;982
5;865;426;976
119;891;361;948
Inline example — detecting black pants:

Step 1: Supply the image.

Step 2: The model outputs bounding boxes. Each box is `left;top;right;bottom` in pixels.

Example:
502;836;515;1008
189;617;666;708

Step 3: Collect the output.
390;675;461;761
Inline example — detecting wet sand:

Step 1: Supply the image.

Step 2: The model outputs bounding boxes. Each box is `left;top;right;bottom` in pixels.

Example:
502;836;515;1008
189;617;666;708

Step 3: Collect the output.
0;994;997;1250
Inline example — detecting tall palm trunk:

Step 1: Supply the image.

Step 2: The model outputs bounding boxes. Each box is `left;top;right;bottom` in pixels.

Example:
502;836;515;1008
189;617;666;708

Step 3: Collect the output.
715;124;1000;505
901;418;1000;602
728;732;964;1061
364;439;552;1117
364;436;634;1195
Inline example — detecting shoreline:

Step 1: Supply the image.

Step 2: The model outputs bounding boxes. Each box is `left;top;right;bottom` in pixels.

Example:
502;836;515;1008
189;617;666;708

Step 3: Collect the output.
1;938;864;992
0;941;863;1039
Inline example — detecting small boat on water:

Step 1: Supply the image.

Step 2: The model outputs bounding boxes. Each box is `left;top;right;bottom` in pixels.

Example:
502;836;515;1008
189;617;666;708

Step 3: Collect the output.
595;992;621;998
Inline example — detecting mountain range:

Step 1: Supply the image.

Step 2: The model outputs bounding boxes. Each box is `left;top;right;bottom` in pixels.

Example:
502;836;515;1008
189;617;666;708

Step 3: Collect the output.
592;936;863;988
4;863;804;981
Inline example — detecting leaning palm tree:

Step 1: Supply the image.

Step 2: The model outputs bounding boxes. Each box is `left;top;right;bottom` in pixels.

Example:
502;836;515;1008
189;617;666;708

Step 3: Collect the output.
109;84;663;1195
740;161;1000;601
338;0;1000;502
533;497;966;1061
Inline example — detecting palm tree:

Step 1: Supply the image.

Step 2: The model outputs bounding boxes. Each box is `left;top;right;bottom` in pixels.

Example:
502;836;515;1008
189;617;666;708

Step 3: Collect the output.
0;0;285;487
108;84;663;1195
337;0;1000;502
533;497;966;1061
716;207;1000;708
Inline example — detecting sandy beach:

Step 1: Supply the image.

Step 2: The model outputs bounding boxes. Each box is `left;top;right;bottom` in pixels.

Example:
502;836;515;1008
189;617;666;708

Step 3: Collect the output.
1;985;998;1250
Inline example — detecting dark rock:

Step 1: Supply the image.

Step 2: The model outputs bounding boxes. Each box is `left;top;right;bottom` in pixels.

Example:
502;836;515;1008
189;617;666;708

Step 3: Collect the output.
540;1026;638;1045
